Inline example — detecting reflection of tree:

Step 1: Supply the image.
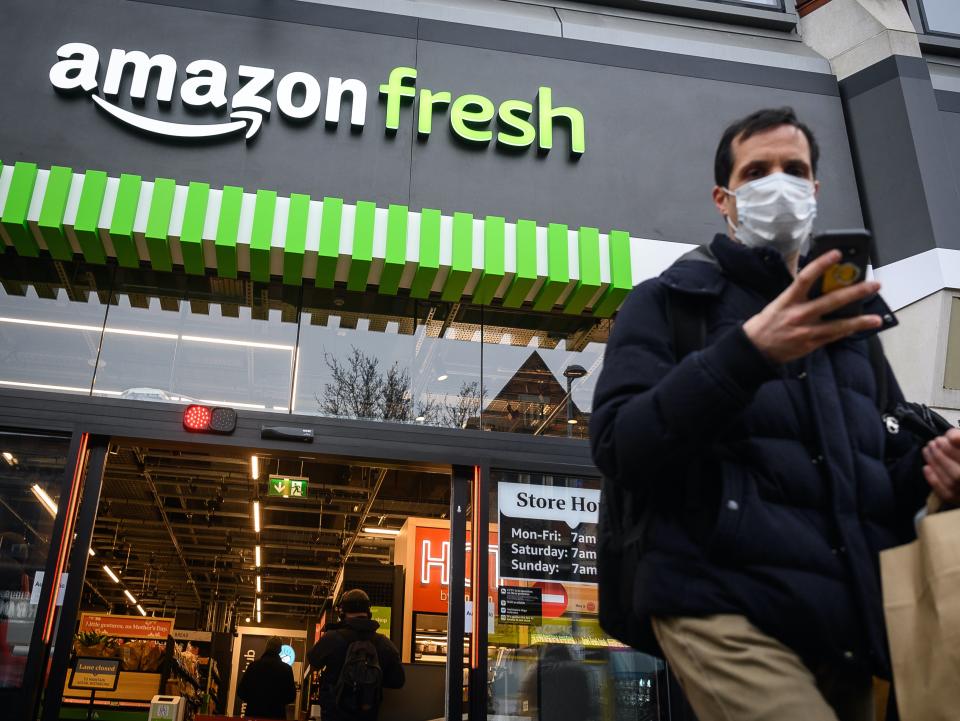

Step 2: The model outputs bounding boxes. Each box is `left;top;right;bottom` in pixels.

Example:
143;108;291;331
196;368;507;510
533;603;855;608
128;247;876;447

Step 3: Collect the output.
319;347;382;419
441;381;483;429
316;347;480;427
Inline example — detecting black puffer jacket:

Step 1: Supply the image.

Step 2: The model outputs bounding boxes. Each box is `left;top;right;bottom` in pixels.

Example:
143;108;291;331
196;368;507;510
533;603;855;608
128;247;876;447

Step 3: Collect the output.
590;234;928;677
237;648;297;719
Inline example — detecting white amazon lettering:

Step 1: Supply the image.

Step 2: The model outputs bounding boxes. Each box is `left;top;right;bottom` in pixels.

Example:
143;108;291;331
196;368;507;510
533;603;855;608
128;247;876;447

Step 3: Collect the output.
234;65;275;114
48;42;370;143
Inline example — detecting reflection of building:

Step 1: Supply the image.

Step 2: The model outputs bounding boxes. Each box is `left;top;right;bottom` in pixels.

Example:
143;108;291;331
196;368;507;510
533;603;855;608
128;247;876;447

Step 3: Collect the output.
473;352;588;437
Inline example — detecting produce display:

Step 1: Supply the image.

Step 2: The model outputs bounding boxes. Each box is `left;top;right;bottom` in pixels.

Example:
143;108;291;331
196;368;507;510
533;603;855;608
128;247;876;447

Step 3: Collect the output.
73;631;118;659
165;643;203;711
72;632;165;671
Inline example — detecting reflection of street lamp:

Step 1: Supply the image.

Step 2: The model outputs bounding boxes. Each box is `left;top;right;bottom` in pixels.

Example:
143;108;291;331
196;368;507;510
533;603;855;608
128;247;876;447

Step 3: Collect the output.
563;365;587;437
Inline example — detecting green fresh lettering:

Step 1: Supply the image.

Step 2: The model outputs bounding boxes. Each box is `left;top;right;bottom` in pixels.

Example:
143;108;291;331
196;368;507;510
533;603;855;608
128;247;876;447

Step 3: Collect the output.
418;88;452;137
497;99;536;149
376;70;585;155
450;93;495;144
379;66;417;132
538;86;585;156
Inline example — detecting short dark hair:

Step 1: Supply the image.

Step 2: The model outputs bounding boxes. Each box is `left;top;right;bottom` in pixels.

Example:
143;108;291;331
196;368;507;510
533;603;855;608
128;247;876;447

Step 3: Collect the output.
338;588;371;615
265;636;283;655
714;107;819;187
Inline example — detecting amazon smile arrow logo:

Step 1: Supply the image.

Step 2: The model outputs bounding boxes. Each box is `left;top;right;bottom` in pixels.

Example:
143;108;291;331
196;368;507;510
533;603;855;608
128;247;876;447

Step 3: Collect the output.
91;95;263;140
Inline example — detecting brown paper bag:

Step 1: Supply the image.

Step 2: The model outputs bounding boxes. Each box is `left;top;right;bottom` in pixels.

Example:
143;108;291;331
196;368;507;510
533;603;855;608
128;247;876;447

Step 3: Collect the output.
881;501;960;721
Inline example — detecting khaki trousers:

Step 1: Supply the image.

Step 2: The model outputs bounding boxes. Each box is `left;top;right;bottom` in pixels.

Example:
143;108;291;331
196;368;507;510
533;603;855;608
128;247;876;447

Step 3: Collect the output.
652;615;874;721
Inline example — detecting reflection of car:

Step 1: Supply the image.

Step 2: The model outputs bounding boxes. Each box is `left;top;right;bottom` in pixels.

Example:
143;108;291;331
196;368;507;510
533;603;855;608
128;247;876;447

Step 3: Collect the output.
118;388;196;404
488;642;664;721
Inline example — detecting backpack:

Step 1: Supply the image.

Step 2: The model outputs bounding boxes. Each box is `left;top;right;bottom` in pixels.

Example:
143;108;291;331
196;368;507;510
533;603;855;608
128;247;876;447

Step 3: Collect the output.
334;632;383;718
597;280;896;654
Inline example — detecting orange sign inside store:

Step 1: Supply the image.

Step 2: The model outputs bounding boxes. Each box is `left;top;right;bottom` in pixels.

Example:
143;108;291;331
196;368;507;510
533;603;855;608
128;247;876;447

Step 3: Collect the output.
412;526;502;614
77;613;174;640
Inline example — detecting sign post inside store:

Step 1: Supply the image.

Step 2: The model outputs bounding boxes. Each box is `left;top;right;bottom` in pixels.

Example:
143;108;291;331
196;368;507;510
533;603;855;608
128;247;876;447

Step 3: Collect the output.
69;656;121;721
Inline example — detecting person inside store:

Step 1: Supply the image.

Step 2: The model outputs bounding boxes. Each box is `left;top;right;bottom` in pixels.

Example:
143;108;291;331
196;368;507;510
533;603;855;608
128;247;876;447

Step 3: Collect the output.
590;107;960;721
237;635;297;719
519;643;595;721
307;588;405;721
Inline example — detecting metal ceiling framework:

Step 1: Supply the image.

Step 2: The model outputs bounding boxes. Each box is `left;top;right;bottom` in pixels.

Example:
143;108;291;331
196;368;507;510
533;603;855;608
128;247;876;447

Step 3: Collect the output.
83;443;450;628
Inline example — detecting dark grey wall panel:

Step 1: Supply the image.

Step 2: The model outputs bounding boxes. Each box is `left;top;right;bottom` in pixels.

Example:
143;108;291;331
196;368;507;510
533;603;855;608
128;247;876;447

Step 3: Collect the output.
410;38;861;241
938;96;960;222
0;0;861;243
0;0;418;206
841;56;960;266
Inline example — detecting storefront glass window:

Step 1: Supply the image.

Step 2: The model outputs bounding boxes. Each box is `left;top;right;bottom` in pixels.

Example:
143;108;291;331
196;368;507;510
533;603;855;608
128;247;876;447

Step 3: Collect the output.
919;0;960;36
0;431;71;691
487;470;668;720
92;269;300;412
294;287;483;428
481;309;607;438
0;256;110;396
1;253;613;439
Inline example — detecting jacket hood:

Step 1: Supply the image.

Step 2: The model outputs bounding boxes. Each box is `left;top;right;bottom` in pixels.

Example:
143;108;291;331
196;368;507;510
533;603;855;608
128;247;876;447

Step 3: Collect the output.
337;616;380;634
659;234;898;334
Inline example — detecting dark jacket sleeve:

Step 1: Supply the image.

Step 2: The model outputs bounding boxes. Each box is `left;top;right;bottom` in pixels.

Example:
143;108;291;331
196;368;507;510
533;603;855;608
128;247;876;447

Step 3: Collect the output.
589;278;780;485
879;356;930;538
378;636;405;689
282;663;297;704
236;663;252;701
307;632;341;672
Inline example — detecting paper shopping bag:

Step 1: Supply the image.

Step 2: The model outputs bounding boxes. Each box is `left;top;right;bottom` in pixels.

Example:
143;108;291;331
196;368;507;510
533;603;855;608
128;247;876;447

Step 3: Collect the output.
881;504;960;721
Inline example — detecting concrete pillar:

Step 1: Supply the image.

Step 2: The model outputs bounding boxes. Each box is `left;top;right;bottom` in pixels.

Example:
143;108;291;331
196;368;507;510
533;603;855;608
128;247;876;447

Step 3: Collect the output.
801;1;960;414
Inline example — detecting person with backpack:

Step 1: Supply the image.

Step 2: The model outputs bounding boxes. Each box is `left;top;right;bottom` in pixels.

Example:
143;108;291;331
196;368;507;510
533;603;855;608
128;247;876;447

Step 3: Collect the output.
237;635;298;719
307;589;405;721
589;107;960;721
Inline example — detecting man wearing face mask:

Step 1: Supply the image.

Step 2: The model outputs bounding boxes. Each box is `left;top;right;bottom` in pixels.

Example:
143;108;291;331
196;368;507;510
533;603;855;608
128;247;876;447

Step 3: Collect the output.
590;107;960;721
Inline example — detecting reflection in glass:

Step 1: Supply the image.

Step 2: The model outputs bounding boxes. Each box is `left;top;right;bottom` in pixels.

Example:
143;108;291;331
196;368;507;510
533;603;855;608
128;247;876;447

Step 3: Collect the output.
0;431;70;690
487;470;667;720
482;308;607;438
93;270;299;412
0;255;109;396
920;0;960;36
294;289;483;428
0;251;612;440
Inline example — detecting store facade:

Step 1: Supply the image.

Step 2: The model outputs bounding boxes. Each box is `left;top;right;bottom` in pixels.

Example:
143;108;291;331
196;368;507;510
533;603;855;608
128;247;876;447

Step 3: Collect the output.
3;0;960;720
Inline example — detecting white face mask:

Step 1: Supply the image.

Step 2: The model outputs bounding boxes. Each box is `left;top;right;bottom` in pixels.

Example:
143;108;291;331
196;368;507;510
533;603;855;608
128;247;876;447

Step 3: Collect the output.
724;172;817;258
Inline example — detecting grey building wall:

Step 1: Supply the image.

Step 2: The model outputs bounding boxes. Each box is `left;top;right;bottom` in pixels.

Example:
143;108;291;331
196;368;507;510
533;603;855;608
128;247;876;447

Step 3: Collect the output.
0;0;861;245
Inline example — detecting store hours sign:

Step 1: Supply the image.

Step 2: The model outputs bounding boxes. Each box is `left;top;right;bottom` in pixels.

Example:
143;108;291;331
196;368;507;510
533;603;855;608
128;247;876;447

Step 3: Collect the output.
498;482;599;585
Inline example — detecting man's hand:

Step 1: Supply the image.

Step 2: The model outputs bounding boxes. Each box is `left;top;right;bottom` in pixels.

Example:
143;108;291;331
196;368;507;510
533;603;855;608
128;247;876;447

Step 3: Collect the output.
922;428;960;505
743;250;883;364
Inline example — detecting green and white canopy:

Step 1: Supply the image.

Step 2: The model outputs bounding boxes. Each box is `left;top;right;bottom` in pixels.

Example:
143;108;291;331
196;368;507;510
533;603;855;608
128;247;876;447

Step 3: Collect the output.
0;160;692;317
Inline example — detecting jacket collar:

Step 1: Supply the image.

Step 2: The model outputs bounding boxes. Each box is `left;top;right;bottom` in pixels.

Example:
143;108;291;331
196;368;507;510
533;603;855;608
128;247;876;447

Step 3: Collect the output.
660;234;792;299
658;233;898;334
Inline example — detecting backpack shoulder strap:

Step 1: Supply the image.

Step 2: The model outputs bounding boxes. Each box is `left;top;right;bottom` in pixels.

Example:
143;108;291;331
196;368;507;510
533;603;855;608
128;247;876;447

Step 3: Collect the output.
867;334;889;413
666;287;707;361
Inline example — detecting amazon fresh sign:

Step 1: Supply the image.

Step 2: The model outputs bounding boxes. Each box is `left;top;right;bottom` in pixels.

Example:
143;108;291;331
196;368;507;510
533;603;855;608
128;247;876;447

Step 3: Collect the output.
48;43;586;155
268;475;308;498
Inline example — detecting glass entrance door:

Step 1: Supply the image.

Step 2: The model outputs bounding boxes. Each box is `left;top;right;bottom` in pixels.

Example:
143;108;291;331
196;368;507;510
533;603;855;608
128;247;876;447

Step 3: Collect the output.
484;469;670;721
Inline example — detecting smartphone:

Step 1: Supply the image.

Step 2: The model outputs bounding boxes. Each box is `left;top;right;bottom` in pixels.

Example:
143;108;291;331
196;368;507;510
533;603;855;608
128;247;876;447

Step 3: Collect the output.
806;229;872;318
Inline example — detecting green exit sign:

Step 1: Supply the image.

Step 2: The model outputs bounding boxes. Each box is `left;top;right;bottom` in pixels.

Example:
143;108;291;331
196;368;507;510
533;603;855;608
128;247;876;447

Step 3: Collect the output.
268;475;308;498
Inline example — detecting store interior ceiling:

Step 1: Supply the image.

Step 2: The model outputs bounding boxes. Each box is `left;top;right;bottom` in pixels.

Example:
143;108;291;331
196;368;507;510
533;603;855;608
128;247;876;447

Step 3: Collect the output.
83;441;450;625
